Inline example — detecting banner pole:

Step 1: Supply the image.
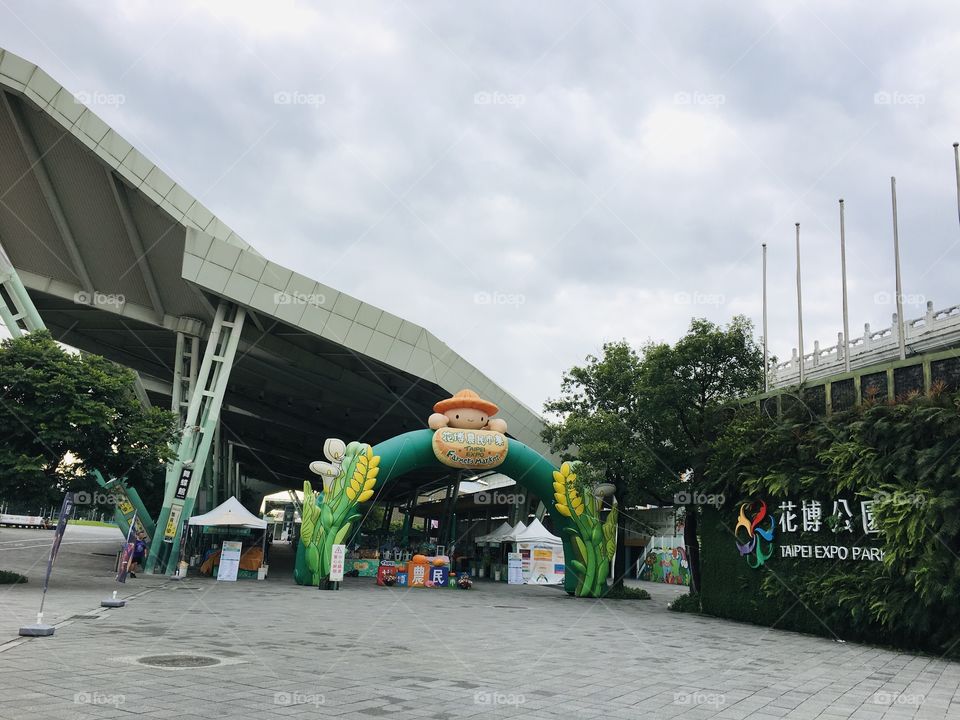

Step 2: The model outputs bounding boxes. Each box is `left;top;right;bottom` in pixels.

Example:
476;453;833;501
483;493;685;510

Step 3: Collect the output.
21;492;76;636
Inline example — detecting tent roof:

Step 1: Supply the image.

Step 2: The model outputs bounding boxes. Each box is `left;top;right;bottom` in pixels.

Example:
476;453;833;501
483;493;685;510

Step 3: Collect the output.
475;520;513;543
514;518;561;544
188;496;267;528
500;521;528;542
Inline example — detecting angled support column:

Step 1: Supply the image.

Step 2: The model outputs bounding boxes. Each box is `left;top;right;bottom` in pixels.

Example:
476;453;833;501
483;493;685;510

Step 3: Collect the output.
0;241;44;335
170;328;201;428
147;301;246;575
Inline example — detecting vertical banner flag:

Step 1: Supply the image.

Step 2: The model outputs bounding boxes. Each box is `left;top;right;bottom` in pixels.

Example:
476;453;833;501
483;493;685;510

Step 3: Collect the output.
42;492;76;596
116;510;139;583
163;503;183;543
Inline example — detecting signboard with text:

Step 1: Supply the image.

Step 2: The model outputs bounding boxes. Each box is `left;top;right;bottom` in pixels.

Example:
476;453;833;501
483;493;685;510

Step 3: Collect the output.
329;544;346;582
432;428;508;469
735;498;884;570
217;541;242;582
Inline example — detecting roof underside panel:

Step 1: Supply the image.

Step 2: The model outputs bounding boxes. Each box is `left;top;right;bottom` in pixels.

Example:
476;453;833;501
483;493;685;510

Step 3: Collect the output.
124;186;207;319
0;94;74;280
21;96;153;307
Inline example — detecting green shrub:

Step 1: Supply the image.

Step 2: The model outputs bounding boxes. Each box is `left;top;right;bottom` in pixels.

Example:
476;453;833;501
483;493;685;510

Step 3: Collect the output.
669;591;701;613
0;570;27;584
602;584;651;600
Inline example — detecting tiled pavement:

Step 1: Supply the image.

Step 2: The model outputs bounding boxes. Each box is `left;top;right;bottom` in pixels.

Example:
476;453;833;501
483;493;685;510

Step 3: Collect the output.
0;527;958;719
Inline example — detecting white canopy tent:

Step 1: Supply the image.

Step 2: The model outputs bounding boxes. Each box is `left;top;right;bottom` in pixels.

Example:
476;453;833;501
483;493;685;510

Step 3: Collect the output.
513;518;561;544
514;518;565;585
475;521;513;545
188;496;267;529
500;521;528;542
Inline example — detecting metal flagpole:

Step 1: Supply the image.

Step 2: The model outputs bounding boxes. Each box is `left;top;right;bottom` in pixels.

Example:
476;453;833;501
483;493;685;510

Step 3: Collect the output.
762;243;769;392
839;200;851;373
890;177;906;360
795;223;805;384
953;143;960;229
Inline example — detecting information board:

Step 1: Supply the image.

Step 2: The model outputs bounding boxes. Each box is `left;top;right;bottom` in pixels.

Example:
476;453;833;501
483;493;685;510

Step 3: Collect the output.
507;552;524;584
217;541;242;582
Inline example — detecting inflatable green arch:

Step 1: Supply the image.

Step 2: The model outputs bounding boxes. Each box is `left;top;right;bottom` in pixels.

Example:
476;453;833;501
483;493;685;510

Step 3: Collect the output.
293;429;617;597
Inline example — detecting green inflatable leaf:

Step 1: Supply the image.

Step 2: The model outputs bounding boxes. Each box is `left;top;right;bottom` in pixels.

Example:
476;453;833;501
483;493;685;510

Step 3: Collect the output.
602;502;619;559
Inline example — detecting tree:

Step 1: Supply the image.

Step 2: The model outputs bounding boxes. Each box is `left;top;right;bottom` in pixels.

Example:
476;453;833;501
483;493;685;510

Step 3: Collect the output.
542;341;680;594
0;331;178;515
543;316;763;593
635;316;764;591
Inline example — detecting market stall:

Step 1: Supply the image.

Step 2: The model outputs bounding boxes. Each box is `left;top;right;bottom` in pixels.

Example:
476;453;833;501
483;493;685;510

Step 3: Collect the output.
188;497;268;580
514;518;565;585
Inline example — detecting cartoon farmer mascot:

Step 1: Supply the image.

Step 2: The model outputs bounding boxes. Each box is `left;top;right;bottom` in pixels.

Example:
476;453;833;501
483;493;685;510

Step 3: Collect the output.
428;389;508;433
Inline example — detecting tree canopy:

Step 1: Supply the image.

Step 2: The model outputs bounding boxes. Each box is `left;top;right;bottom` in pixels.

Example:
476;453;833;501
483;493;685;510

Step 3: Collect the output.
542;315;764;590
0;330;178;513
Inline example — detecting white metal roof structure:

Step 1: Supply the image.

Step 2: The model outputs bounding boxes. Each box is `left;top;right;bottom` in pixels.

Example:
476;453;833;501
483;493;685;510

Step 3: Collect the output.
0;46;556;513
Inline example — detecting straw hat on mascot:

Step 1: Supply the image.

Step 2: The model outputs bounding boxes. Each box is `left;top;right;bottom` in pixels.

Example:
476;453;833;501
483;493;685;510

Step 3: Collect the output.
428;389;508;434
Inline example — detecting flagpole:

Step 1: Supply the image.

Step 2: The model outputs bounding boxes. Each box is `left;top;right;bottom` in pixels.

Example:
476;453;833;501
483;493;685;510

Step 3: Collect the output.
795;223;805;384
839;200;851;373
890;177;906;361
953;143;960;229
762;243;769;392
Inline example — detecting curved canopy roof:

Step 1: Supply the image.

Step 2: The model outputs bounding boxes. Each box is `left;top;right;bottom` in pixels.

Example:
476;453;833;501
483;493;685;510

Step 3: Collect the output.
0;47;557;502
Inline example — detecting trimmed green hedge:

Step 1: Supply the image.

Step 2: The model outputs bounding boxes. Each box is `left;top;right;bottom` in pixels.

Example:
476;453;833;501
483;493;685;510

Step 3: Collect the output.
700;390;960;656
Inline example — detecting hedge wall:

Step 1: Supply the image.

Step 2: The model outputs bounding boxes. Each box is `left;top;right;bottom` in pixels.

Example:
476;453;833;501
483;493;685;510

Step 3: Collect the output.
699;389;960;657
701;503;890;643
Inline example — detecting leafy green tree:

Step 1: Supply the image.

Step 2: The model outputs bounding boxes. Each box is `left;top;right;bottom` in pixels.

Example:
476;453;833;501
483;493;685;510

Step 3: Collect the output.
637;316;764;590
542;341;679;594
0;331;178;514
543;316;763;593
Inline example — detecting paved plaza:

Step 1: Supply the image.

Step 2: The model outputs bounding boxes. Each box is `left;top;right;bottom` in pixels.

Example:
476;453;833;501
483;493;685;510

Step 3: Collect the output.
0;526;958;719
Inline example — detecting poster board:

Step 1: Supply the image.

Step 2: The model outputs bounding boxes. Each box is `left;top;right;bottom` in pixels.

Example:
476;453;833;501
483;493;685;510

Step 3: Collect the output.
517;542;565;584
507;552;524;584
217;541;242;582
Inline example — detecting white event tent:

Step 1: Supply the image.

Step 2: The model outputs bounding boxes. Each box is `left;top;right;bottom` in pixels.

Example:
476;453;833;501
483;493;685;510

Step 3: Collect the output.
188;496;267;529
474;521;513;545
514;518;565;585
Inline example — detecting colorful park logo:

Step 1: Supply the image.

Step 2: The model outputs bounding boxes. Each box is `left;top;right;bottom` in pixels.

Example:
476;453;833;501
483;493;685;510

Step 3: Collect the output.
734;501;776;568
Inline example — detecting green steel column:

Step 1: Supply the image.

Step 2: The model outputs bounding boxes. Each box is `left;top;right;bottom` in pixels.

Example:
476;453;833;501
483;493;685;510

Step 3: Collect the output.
0;242;45;335
147;301;246;574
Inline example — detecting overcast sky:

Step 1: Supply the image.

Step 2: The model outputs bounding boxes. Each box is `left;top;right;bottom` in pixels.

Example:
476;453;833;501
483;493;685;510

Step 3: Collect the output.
2;1;959;411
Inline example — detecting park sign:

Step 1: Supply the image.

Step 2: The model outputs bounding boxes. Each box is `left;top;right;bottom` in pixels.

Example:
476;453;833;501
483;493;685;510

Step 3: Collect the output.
735;497;884;568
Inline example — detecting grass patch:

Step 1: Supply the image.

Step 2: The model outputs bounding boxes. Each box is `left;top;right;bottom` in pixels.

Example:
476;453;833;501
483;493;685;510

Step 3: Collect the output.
668;591;701;613
0;570;27;584
68;519;117;528
602;584;651;600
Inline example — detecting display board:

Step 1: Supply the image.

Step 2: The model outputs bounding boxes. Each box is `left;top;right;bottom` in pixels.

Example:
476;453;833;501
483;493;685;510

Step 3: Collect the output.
517;541;565;584
507;552;524;584
216;541;242;582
